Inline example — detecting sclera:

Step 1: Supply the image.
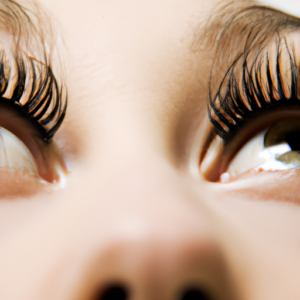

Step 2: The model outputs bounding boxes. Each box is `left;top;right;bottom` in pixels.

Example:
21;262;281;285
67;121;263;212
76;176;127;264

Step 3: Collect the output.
0;127;38;175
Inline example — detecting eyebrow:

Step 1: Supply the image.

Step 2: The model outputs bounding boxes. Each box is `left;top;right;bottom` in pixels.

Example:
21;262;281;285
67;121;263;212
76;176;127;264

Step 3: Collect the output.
199;2;300;136
0;0;67;142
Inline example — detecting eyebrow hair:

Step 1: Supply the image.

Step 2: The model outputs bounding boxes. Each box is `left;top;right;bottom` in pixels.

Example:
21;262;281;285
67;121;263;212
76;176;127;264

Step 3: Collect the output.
199;2;300;136
0;0;67;142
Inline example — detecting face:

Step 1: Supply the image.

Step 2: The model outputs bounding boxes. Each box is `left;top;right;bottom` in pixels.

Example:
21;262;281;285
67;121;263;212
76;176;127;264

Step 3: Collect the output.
0;0;300;299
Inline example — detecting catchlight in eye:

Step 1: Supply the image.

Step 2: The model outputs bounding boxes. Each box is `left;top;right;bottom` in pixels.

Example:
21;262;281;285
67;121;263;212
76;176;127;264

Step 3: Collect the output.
219;119;300;182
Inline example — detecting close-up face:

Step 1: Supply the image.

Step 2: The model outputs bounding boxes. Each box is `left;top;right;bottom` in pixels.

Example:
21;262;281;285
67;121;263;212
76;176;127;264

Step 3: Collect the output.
1;0;300;299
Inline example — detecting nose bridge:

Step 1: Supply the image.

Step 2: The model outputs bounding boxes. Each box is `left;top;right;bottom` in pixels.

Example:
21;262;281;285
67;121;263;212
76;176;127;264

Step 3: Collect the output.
46;93;240;300
67;161;237;300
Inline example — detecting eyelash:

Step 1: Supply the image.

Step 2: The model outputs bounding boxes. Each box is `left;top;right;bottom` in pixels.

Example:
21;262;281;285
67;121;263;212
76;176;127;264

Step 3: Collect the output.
208;37;300;139
0;50;67;143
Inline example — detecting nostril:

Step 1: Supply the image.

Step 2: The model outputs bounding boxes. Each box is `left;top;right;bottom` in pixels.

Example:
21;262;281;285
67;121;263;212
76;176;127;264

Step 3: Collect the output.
181;288;212;300
95;284;129;300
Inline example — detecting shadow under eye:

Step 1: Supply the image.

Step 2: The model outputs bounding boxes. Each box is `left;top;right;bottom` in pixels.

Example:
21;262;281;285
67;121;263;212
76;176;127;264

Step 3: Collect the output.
0;167;52;199
215;166;300;204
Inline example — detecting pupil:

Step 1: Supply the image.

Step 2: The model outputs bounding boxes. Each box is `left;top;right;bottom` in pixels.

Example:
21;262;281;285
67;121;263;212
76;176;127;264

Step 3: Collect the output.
285;131;300;151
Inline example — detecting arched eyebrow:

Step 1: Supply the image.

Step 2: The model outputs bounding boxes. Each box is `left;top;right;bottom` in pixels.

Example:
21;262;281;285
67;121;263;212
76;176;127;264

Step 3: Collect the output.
0;0;67;142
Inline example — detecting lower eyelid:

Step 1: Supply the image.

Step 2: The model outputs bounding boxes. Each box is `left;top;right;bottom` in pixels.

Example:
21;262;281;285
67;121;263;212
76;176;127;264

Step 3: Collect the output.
0;168;52;198
201;110;300;182
216;168;300;204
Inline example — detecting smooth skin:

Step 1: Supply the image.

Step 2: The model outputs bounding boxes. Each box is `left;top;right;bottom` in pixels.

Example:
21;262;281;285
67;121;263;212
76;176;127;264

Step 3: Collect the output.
0;0;300;300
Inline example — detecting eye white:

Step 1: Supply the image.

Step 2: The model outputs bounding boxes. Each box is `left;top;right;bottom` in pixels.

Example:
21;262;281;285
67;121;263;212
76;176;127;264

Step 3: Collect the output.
0;127;38;175
223;131;294;181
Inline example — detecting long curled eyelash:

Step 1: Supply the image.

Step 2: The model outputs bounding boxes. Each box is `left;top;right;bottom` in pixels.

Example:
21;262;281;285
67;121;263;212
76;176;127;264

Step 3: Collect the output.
208;36;300;139
0;50;67;143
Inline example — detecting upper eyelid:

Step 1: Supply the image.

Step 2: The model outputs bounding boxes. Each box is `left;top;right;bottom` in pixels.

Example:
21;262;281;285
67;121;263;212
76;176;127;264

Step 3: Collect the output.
0;51;67;143
206;7;300;139
209;37;298;138
0;0;68;142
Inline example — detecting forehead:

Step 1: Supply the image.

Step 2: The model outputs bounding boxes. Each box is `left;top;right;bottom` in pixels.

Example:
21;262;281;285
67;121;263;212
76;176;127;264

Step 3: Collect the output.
41;0;222;73
37;0;224;138
34;0;266;163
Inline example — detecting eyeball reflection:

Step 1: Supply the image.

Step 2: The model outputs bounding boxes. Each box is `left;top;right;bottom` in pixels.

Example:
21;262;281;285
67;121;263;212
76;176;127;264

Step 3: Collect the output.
221;119;300;182
0;127;38;175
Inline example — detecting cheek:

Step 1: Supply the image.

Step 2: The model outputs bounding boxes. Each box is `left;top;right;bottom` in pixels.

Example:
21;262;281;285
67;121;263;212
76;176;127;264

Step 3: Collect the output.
216;168;300;204
0;169;52;198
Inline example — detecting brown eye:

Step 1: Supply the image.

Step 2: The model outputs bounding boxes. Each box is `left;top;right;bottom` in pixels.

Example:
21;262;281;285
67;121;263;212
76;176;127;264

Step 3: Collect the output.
201;119;300;183
264;119;300;165
0;102;66;187
0;124;67;198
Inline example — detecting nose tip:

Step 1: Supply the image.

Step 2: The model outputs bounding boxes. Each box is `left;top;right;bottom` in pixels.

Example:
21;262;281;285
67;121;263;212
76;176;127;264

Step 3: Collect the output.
73;165;236;300
95;285;212;300
83;219;236;300
89;241;233;300
95;284;129;300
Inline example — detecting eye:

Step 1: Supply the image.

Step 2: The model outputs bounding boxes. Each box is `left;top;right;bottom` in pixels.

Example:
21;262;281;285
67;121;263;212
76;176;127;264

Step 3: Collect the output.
220;119;300;181
0;102;66;188
200;115;300;182
0;49;68;197
201;32;300;182
0;125;64;198
0;105;68;199
0;127;37;174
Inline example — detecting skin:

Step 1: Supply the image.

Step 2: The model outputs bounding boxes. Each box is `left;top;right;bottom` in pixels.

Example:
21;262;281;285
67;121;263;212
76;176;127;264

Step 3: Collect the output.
0;0;300;299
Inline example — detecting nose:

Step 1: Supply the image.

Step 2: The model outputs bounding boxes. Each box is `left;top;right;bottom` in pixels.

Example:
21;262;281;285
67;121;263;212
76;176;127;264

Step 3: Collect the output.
69;160;237;300
88;231;234;300
0;155;238;300
90;236;228;300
